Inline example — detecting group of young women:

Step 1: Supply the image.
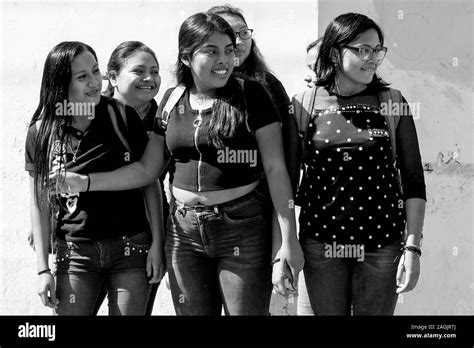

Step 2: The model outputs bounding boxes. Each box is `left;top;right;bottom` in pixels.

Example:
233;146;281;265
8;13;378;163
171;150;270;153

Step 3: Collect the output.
26;5;426;316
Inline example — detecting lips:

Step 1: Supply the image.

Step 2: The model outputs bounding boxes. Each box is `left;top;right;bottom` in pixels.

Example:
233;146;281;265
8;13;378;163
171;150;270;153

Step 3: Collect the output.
86;88;100;97
136;85;155;90
212;68;229;77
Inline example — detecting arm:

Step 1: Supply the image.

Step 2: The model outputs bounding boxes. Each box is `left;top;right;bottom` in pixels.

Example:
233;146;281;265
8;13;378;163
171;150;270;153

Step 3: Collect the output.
29;175;58;309
394;102;426;293
256;122;304;295
143;181;166;283
51;133;167;192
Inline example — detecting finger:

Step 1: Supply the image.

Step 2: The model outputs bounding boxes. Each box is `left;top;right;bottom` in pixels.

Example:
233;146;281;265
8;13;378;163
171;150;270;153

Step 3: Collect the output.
396;271;411;294
396;260;405;286
273;279;288;297
39;291;47;306
149;263;160;284
49;285;59;307
289;267;300;290
146;257;152;278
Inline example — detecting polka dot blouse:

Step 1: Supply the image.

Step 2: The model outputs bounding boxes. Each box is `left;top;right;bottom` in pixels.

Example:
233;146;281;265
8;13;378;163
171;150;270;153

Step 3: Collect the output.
297;87;410;250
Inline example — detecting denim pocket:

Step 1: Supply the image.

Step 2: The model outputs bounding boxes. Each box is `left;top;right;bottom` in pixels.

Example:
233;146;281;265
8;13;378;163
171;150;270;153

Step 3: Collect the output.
221;197;264;224
122;232;152;254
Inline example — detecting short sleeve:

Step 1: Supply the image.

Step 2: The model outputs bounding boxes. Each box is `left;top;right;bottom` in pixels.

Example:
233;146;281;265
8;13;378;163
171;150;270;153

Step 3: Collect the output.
244;79;280;131
124;104;149;159
25;123;38;172
153;88;175;137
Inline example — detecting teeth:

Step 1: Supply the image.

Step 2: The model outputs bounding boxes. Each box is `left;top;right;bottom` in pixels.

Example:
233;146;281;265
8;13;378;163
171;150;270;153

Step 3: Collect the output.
137;86;153;89
213;70;227;75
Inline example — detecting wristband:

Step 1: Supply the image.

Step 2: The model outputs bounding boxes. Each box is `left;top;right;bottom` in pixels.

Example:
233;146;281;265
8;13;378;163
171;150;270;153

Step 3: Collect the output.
86;174;91;192
271;258;281;265
38;268;51;275
402;245;422;258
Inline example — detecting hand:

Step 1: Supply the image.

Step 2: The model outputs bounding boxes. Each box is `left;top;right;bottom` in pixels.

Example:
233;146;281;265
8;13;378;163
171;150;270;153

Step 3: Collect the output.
49;169;88;194
38;272;59;309
272;259;297;297
396;251;420;293
272;239;305;297
146;241;166;284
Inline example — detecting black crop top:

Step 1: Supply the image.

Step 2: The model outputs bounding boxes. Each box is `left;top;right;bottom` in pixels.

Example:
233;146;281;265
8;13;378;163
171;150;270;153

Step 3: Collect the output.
153;77;280;192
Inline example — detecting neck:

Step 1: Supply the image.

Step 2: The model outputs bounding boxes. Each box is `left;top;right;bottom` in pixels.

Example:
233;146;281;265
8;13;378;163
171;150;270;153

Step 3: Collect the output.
71;116;91;132
134;101;152;119
191;85;217;99
334;75;367;96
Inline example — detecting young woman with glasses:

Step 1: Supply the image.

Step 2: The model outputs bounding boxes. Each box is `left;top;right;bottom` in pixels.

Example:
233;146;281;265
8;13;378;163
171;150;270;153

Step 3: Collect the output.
206;5;301;301
291;13;426;315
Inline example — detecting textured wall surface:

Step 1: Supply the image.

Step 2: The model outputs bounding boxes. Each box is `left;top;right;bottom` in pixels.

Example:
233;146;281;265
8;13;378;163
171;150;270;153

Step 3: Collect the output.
1;0;472;316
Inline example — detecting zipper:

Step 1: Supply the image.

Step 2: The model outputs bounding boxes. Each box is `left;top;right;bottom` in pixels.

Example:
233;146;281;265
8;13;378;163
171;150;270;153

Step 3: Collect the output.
193;111;203;192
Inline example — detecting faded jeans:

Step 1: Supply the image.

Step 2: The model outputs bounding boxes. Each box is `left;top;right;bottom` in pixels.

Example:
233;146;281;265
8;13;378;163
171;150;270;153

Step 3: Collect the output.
300;237;403;315
165;190;272;315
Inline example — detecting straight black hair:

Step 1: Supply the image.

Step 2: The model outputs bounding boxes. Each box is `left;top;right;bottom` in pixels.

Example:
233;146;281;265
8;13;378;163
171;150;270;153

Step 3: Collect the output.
315;12;389;90
30;41;98;210
177;12;247;148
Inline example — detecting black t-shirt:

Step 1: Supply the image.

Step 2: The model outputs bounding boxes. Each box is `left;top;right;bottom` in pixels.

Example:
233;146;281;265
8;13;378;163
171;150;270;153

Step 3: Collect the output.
153;76;280;191
297;86;425;250
25;96;150;242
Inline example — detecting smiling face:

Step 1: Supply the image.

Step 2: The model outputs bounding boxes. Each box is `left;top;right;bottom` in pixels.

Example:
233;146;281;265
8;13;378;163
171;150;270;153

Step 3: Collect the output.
218;14;251;66
185;32;235;94
68;50;102;105
337;28;382;92
109;51;160;106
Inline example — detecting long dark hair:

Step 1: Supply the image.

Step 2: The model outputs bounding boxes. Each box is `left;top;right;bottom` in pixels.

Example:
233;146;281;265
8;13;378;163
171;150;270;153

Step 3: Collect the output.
29;41;98;210
177;12;246;148
104;41;159;97
206;5;272;85
315;12;389;90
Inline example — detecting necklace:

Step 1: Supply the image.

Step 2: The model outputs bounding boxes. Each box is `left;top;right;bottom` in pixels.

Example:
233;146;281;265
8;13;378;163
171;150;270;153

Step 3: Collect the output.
67;136;83;163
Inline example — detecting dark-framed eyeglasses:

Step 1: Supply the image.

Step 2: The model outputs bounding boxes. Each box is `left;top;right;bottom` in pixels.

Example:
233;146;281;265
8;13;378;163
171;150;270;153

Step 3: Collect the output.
235;28;253;40
343;45;388;62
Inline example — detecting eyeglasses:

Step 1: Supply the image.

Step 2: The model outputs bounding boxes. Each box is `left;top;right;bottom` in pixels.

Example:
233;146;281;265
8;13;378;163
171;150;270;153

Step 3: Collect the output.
343;45;388;62
235;28;253;40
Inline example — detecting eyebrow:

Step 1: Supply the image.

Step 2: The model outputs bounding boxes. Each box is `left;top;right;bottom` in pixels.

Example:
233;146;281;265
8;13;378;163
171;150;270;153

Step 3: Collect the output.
354;44;383;48
72;64;99;76
130;64;159;69
202;43;234;49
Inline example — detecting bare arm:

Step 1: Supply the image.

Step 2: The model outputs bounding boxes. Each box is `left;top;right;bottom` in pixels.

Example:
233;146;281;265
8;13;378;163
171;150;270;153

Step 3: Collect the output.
29;175;58;309
256;122;304;294
143;181;166;283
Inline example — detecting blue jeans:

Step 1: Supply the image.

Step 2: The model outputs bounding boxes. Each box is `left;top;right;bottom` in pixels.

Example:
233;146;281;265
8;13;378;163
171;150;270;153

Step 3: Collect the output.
165;190;272;315
54;232;152;315
301;237;403;315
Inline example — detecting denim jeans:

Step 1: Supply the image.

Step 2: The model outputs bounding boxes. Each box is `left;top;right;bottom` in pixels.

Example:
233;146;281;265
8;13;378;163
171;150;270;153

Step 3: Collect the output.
300;237;403;315
54;232;152;315
165;190;272;315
